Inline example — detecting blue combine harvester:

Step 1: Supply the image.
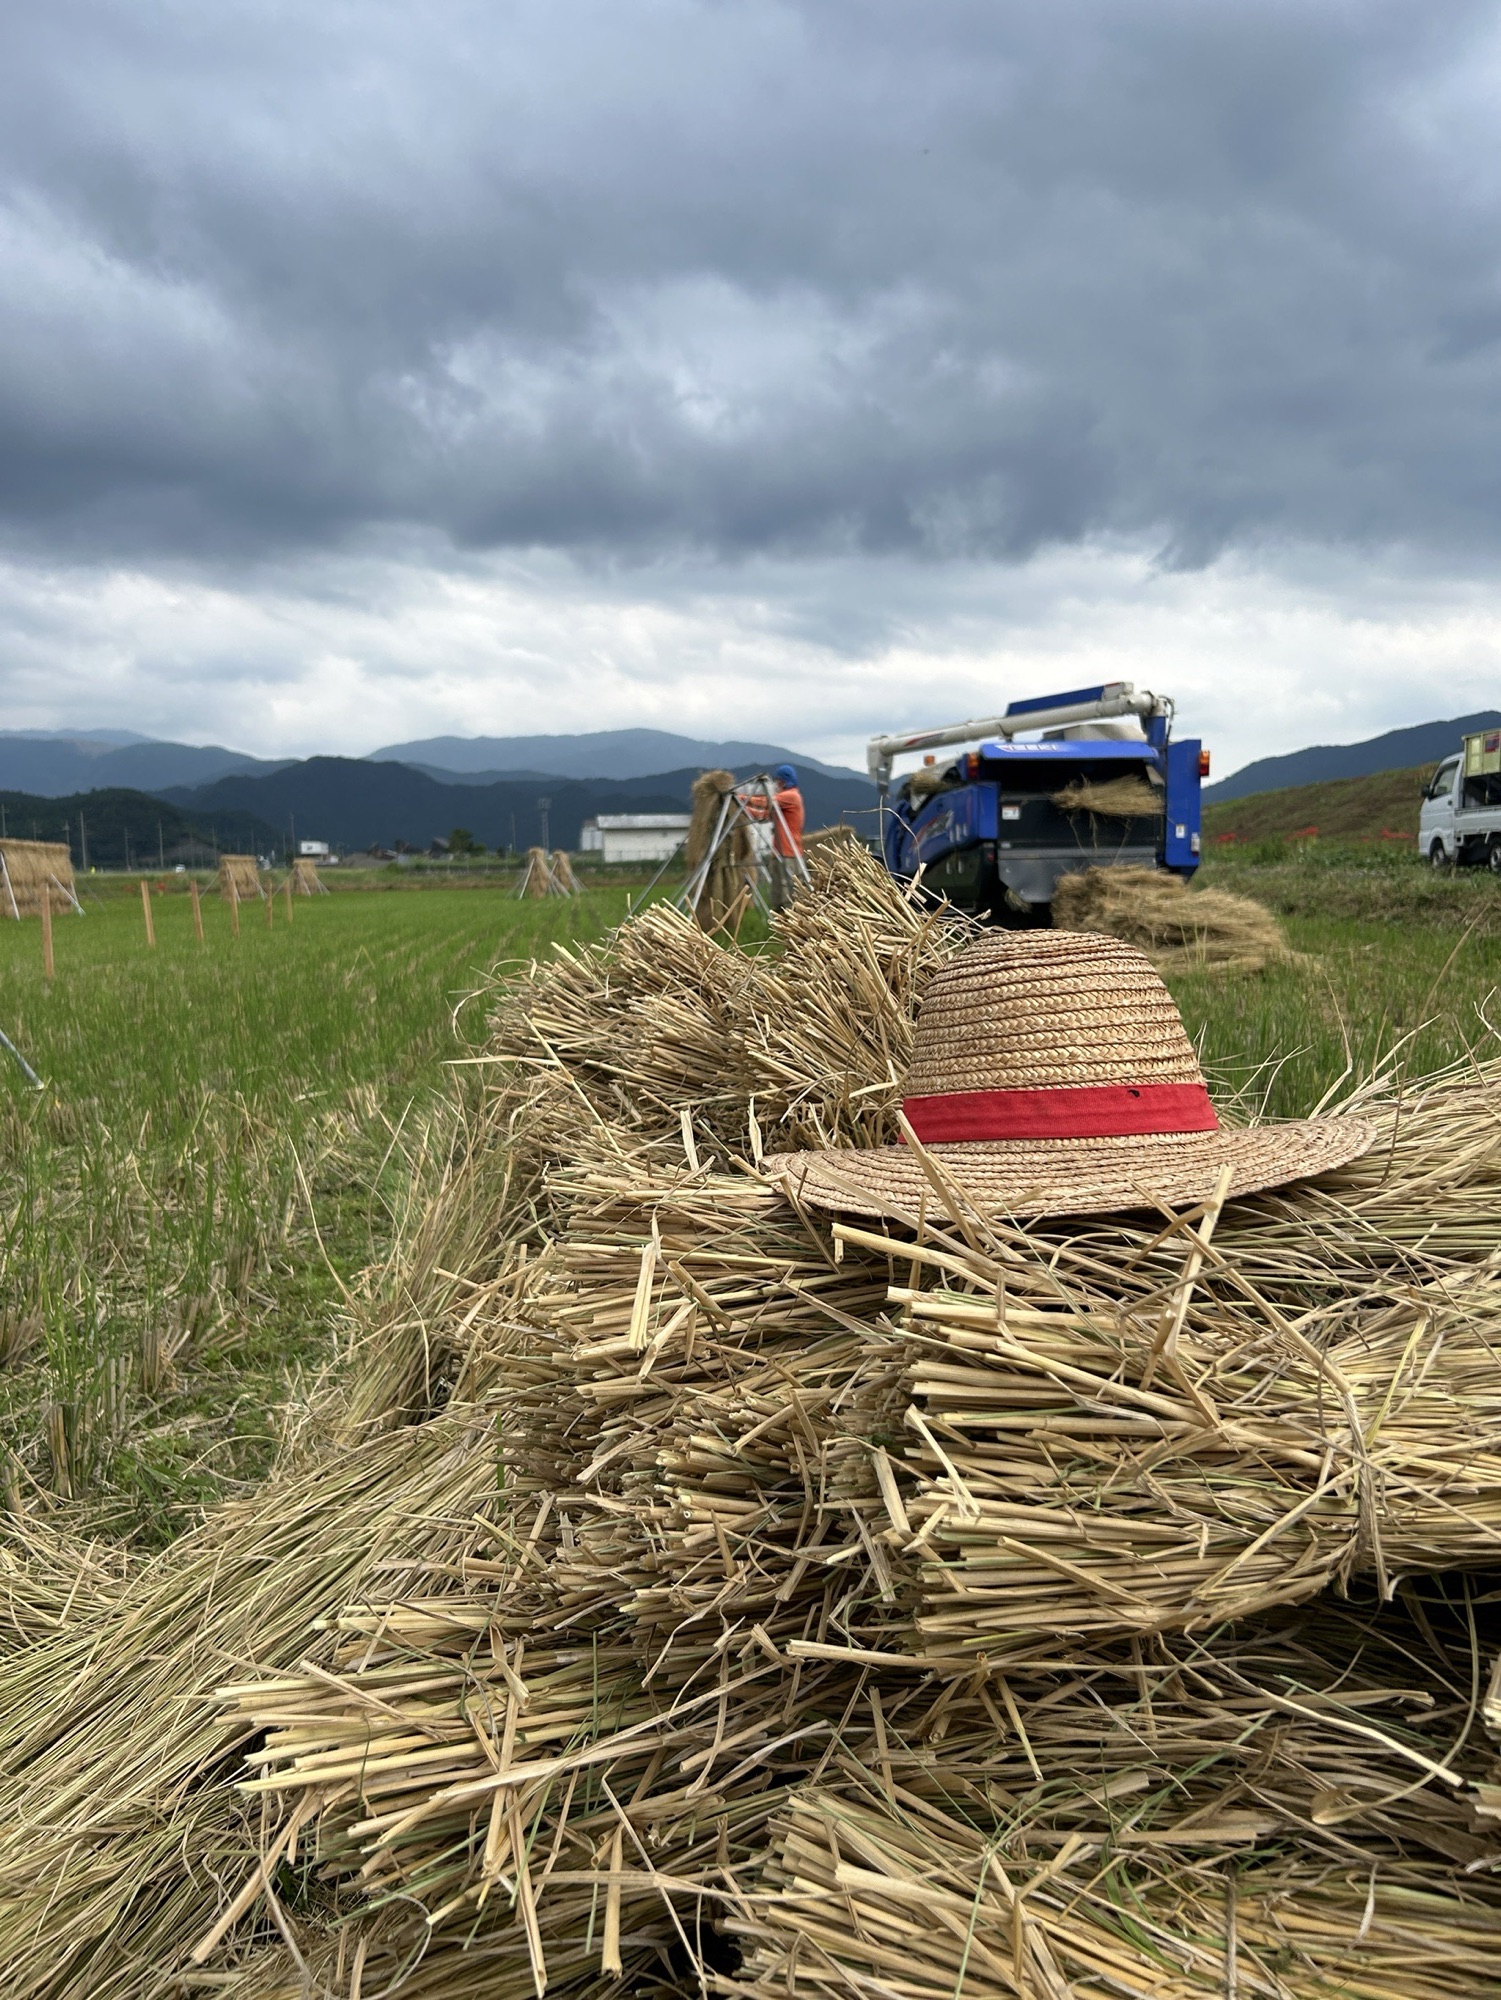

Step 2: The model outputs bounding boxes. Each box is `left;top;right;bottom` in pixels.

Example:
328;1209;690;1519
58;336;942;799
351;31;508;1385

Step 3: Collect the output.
868;683;1208;924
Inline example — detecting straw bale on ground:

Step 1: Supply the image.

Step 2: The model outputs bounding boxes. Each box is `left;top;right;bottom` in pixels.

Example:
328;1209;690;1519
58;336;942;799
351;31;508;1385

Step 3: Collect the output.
217;854;262;902
1054;861;1294;971
0;839;76;918
4;849;1501;1995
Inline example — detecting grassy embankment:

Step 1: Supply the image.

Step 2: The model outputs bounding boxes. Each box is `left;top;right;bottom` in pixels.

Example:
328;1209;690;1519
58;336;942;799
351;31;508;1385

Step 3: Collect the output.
0;876;631;1539
1181;760;1500;1115
0;842;1497;1541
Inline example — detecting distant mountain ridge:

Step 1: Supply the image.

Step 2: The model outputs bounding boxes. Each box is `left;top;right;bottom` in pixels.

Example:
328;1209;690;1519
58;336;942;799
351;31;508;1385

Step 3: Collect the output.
0;727;152;747
0;727;867;799
0;735;290;797
0;785;279;870
163;758;877;853
368;729;867;784
1207;712;1501;803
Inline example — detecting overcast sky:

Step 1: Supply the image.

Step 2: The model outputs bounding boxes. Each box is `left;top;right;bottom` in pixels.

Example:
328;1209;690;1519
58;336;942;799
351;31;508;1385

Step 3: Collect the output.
2;0;1500;774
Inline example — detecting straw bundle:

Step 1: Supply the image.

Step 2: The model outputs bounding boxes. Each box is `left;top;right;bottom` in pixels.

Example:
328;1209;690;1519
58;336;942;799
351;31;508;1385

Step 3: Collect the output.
5;848;1501;1995
548;849;581;894
1053;863;1294;972
289;856;326;894
893;1248;1501;1661
217;853;263;902
735;1782;1501;2000
685;769;753;932
518;844;551;896
802;823;861;854
903;764;953;802
1052;772;1162;818
0;839;77;918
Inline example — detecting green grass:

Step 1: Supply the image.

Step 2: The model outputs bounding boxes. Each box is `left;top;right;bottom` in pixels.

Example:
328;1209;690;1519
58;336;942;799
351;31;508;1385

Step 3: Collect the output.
0;877;631;1539
1202;763;1435;845
1170;852;1501;1119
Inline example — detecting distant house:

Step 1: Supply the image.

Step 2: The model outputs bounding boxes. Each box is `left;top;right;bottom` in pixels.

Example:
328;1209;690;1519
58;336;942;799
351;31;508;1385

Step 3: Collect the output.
585;813;692;864
297;838;337;866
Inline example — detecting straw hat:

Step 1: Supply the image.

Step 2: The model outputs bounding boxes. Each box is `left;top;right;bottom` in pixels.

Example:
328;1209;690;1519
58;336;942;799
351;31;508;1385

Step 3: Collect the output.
763;930;1375;1222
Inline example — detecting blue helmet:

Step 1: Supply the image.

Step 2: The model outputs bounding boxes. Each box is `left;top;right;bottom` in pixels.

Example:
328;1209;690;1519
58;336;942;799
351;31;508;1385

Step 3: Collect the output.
773;764;798;787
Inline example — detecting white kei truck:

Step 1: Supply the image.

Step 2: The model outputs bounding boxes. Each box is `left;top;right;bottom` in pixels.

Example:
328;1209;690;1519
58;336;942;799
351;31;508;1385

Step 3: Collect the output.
1419;727;1501;872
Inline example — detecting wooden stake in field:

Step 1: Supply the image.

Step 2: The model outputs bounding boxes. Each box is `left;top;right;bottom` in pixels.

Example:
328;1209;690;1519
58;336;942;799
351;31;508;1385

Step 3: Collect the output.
283;875;293;924
140;880;156;949
264;882;273;929
229;879;240;939
190;879;204;943
39;886;53;980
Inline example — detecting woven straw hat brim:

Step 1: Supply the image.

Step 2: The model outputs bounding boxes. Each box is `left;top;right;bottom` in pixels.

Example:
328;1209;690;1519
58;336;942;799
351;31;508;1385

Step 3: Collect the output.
762;1117;1377;1223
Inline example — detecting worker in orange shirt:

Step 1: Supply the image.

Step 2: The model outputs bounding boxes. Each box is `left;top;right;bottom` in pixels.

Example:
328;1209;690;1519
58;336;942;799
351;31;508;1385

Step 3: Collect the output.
741;764;805;910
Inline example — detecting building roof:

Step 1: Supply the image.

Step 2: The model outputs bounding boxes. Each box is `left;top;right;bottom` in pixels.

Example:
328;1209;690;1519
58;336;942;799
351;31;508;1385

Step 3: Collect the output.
594;814;692;831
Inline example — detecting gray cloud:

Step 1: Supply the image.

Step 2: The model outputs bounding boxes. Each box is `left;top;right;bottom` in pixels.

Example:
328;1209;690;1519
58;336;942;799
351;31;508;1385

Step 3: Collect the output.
0;0;1498;570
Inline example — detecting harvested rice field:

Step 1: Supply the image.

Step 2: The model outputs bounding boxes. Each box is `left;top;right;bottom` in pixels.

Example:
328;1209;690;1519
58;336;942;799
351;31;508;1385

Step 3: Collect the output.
0;877;630;1538
1;852;1501;1999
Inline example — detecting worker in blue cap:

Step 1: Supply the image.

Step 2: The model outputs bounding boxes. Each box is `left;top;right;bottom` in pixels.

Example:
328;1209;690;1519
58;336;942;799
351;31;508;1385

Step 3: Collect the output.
742;764;805;910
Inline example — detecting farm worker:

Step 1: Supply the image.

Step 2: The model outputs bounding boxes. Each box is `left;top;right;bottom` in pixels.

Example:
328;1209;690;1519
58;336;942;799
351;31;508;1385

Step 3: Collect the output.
741;764;804;911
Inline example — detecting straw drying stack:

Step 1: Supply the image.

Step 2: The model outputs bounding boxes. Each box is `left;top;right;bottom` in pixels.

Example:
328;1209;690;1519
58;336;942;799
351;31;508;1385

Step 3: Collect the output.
0;837;76;918
5;846;1501;1997
289;855;327;894
685;768;753;931
217;853;263;902
549;849;581;894
1053;862;1294;972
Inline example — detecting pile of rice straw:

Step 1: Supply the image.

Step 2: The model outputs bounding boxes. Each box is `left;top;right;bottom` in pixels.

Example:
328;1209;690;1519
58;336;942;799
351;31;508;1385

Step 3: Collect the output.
1053;862;1295;972
1051;773;1161;819
5;846;1501;1997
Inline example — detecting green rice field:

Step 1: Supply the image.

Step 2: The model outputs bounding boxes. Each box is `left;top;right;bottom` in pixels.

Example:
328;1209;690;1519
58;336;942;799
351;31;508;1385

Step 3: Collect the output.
0;856;1497;1542
0;875;629;1539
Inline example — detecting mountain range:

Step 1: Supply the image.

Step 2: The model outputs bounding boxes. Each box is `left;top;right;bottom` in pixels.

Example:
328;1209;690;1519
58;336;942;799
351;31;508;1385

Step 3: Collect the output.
1202;712;1501;803
367;729;864;783
158;759;877;855
0;728;864;800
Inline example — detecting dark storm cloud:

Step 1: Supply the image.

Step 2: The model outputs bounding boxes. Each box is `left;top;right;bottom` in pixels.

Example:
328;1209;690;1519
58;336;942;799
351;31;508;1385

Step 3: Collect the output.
0;0;1497;566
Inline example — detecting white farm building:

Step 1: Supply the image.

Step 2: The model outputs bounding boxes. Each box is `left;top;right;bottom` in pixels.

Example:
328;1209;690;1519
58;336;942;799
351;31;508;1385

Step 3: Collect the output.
580;814;692;864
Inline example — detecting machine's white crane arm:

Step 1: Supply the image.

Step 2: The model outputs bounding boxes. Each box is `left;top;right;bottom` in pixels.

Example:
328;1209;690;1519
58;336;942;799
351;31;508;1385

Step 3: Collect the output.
867;682;1165;792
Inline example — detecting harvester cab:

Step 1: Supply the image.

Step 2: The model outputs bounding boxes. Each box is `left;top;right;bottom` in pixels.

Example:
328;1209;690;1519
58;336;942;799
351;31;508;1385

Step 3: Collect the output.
868;682;1206;923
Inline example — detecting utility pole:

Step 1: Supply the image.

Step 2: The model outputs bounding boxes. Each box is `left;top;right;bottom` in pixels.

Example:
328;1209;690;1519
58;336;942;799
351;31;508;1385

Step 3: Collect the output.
538;796;551;853
80;811;88;871
509;812;516;859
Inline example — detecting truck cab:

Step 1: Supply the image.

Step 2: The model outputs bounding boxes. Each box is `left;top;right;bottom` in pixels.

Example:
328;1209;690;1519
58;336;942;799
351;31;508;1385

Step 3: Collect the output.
869;683;1205;923
1420;732;1501;872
